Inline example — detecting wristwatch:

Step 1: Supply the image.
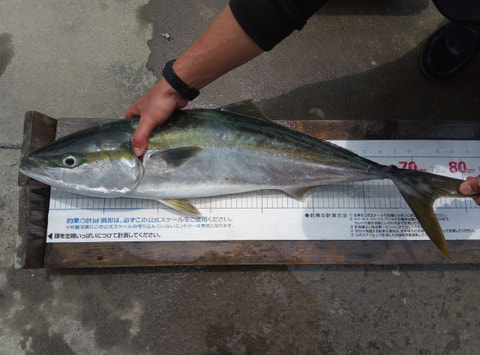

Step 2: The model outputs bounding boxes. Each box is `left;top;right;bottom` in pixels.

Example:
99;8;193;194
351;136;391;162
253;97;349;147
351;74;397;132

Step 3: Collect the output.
162;59;200;101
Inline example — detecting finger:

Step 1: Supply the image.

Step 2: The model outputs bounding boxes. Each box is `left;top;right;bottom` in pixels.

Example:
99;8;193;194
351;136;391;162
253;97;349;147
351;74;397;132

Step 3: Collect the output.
459;177;480;195
459;182;473;195
472;178;480;194
131;114;164;156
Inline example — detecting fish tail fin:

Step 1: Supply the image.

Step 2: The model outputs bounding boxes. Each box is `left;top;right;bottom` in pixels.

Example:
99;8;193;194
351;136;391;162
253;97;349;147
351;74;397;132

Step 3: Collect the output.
388;166;475;260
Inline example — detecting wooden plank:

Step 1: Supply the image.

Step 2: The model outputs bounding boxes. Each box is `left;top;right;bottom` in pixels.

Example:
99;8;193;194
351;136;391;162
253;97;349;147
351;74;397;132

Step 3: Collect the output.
276;120;480;140
18;111;58;186
17;111;57;268
18;112;480;267
44;240;480;268
55;118;480;141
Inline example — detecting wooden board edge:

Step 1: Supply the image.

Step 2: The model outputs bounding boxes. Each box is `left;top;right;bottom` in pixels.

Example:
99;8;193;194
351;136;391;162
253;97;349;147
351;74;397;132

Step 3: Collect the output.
43;240;480;268
16;183;51;268
56;118;480;141
16;111;57;268
18;111;57;186
275;120;480;140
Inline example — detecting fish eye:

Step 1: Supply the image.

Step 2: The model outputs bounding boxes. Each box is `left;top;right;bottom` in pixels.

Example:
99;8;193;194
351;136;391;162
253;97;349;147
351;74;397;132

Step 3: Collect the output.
62;155;78;168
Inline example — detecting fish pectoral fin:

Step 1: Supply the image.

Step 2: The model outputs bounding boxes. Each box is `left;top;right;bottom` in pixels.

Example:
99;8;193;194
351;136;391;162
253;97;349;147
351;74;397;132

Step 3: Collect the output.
283;187;315;201
160;199;201;215
150;146;204;170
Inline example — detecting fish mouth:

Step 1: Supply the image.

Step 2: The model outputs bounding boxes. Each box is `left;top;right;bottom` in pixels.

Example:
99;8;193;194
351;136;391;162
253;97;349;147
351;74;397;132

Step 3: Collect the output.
19;159;62;184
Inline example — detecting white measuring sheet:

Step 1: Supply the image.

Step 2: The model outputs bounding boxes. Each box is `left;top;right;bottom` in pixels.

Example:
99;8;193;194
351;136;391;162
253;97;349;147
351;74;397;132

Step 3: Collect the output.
46;140;480;243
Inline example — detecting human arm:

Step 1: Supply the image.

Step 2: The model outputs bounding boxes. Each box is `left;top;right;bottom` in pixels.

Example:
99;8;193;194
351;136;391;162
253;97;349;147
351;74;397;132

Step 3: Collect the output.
125;5;263;156
126;0;327;156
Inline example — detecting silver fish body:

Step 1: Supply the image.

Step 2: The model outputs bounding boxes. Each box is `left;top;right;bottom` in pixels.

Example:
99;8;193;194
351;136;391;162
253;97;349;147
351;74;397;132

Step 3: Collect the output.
19;104;478;258
135;111;387;200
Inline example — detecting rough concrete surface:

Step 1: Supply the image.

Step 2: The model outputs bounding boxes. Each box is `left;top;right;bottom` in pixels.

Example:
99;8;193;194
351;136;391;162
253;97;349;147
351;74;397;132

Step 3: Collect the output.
1;0;480;354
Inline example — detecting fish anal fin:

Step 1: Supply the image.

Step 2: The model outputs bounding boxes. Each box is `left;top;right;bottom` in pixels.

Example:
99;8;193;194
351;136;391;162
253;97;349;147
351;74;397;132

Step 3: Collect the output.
161;199;201;215
149;146;203;170
284;187;315;201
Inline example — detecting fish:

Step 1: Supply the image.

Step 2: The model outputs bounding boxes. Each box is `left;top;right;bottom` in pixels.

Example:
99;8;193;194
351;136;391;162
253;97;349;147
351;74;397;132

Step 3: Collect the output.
19;101;480;259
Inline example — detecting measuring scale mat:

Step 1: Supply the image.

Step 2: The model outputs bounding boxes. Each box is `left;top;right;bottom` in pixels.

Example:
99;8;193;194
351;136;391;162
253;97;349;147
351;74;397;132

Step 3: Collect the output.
46;140;480;243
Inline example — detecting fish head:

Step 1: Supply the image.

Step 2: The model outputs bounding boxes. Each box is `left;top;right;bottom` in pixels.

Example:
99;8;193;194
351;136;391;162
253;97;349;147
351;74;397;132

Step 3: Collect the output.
19;121;144;196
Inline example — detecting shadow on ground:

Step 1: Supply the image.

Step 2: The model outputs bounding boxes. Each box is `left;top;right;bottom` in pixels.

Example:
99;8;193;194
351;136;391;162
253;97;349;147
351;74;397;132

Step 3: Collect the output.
257;43;480;121
139;0;478;121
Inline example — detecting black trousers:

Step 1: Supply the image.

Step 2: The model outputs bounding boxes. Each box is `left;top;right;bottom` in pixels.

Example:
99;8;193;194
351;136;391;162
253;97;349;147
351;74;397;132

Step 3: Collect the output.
433;0;480;25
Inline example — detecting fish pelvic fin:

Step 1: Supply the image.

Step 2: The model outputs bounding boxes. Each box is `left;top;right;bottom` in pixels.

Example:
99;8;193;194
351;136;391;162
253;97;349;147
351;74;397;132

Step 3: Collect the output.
389;166;480;260
160;199;201;216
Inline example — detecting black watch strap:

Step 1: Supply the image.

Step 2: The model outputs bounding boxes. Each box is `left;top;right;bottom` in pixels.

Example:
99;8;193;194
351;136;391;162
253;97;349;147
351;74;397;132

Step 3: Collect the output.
162;59;200;101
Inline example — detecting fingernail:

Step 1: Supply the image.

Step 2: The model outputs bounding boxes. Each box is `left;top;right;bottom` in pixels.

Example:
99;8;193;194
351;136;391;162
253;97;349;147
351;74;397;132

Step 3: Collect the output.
133;146;143;157
460;183;473;195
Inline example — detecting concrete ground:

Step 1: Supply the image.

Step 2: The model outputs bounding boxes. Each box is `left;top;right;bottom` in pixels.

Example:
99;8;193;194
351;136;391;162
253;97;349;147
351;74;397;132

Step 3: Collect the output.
1;0;480;353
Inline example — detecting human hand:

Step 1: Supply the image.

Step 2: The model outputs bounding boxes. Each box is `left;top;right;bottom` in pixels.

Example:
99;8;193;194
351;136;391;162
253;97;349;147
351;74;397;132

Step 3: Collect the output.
459;176;480;205
125;78;188;156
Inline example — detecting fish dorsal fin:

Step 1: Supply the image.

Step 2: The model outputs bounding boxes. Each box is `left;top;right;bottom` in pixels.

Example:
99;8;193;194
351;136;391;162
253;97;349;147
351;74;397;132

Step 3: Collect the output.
147;146;203;171
219;100;270;121
160;199;201;215
283;187;315;201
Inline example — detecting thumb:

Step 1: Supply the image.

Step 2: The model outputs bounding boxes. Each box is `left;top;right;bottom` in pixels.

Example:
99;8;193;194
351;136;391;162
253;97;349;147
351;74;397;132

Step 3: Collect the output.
459;176;480;195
